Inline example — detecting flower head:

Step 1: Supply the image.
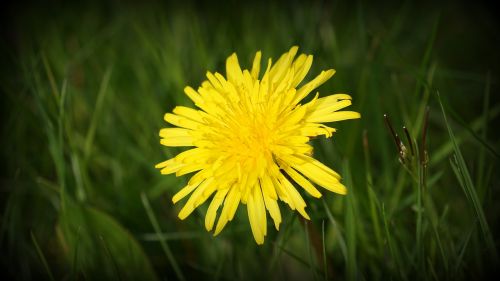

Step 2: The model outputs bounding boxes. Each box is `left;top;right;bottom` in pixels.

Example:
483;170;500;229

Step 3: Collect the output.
156;47;360;244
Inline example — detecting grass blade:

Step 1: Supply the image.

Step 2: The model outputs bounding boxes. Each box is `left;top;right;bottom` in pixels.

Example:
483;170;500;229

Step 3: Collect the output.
70;226;82;281
437;92;497;261
31;231;56;281
322;220;328;281
304;221;318;281
476;72;491;193
84;66;113;161
454;224;474;276
322;199;347;261
382;204;406;281
343;160;357;281
363;130;383;252
141;192;185;281
99;235;123;281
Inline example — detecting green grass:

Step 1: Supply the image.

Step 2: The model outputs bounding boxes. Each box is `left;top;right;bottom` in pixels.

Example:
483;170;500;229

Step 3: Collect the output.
2;1;499;280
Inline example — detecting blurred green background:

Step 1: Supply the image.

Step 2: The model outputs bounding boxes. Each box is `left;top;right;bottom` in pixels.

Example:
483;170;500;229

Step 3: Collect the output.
1;0;499;280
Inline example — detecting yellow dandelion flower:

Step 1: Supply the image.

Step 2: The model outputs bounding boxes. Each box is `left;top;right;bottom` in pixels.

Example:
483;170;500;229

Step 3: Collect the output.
156;46;360;244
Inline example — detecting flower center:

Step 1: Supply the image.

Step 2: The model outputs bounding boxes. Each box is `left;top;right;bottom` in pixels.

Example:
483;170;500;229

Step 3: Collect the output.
229;112;275;163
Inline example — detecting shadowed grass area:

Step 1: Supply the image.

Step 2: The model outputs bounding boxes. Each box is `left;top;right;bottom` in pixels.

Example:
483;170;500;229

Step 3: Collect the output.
1;0;499;280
